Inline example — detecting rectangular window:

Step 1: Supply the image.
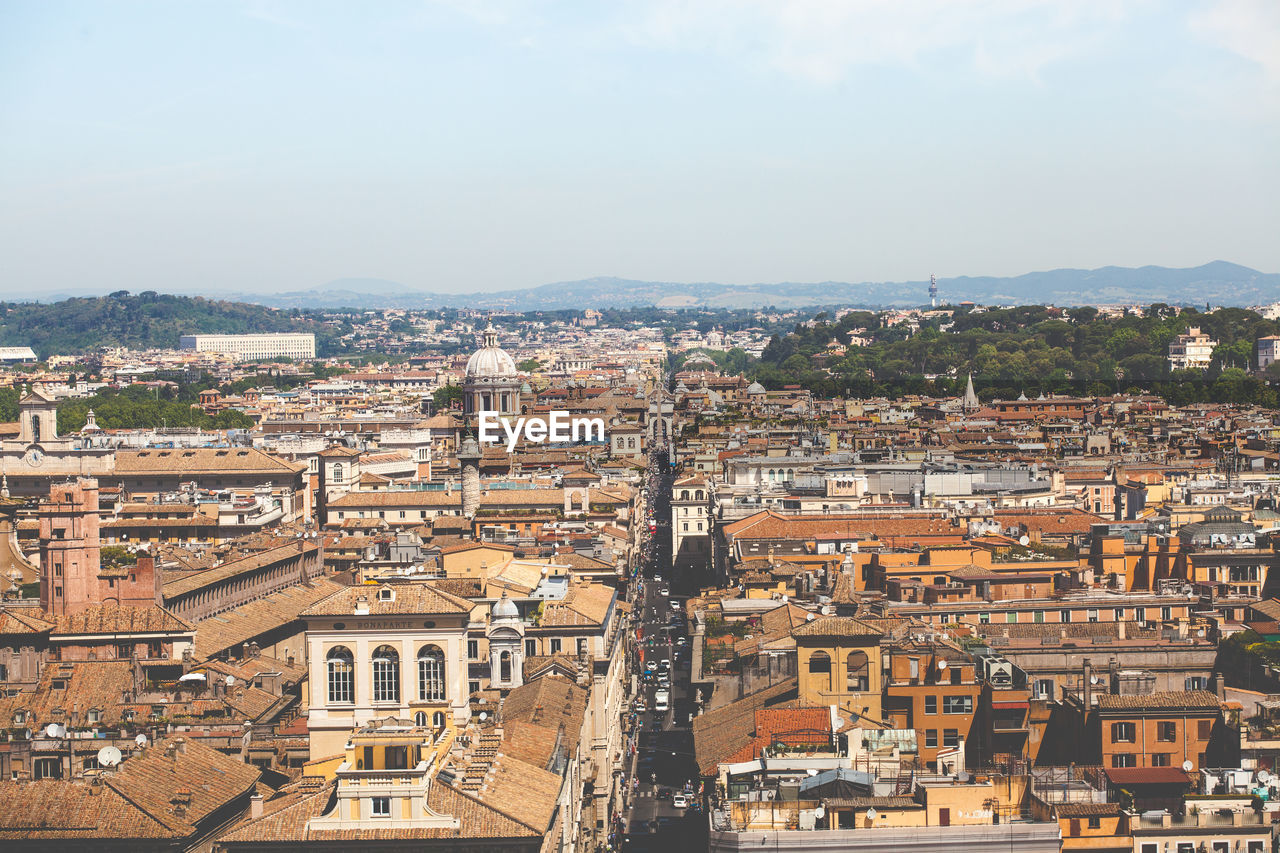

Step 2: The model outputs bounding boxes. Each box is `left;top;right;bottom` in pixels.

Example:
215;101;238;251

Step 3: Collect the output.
372;796;390;817
1006;612;1018;623
1135;607;1145;622
469;680;480;695
1197;719;1212;740
942;729;959;749
1157;721;1176;742
1114;608;1124;621
1140;845;1158;853
1034;679;1054;700
1060;609;1071;623
943;696;973;714
525;639;537;657
978;613;990;624
1033;611;1045;623
925;729;937;748
1111;722;1135;743
1088;816;1101;829
577;638;588;655
1176;844;1194;853
1087;609;1099;623
1151;753;1171;767
1248;841;1265;853
1161;606;1172;621
924;696;937;714
1111;753;1135;768
1186;676;1207;691
550;639;562;654
467;640;478;659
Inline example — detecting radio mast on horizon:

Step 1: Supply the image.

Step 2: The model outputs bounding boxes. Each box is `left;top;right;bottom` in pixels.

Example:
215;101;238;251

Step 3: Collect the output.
929;274;938;307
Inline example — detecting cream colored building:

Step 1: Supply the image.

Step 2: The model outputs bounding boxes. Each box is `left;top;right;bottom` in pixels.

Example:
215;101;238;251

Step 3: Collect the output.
179;332;316;362
302;582;475;757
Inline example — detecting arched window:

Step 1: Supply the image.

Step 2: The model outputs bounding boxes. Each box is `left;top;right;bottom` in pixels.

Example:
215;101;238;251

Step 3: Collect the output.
414;711;428;727
499;650;512;684
372;645;400;703
432;711;446;729
695;490;703;501
417;645;446;702
326;646;354;704
847;651;870;692
332;463;343;481
681;490;689;501
808;651;832;693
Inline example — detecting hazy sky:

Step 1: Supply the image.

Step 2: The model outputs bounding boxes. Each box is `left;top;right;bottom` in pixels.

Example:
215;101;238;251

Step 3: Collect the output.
2;1;1278;297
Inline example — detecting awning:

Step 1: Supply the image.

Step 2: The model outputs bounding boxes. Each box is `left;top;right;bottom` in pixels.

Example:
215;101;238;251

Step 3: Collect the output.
992;700;1029;710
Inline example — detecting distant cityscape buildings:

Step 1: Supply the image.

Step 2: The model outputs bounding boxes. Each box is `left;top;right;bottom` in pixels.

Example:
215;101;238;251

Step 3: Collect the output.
179;332;316;362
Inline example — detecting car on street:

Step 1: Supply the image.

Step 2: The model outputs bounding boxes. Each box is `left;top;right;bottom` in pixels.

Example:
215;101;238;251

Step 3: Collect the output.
634;699;646;713
672;793;689;809
657;787;672;800
658;588;669;596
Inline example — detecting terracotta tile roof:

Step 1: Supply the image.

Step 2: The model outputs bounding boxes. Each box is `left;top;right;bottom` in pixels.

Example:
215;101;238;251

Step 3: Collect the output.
723;509;958;543
724;707;833;764
164;543;321;598
791;616;882;639
1054;802;1123;817
0;736;258;842
692;678;798;776
0;606;54;634
115;447;306;476
52;604;193;636
1094;690;1222;712
193;577;346;659
539;582;615;628
301;581;473;617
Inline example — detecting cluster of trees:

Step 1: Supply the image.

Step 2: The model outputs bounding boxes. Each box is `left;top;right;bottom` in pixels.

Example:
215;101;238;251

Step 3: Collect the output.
0;291;343;357
55;384;254;434
752;304;1280;405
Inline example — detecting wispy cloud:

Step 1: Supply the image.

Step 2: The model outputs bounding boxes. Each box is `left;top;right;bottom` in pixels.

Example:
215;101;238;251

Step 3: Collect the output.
623;0;1139;84
1189;0;1280;83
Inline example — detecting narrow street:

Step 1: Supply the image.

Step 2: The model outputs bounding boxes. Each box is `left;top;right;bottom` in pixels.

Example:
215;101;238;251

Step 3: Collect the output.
618;448;707;852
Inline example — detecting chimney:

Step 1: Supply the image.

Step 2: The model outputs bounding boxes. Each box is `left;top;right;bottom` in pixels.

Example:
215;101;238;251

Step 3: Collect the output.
175;737;186;754
1082;659;1092;707
1211;671;1225;699
250;794;264;820
1108;658;1119;694
1117;621;1126;640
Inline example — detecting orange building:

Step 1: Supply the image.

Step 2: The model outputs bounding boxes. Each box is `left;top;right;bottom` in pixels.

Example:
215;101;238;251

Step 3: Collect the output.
883;642;980;769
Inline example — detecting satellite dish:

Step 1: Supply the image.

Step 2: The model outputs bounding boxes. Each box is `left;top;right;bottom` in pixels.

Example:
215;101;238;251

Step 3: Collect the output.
1019;535;1030;546
226;675;236;686
806;769;819;776
97;745;122;767
135;734;149;747
479;712;488;722
45;723;65;738
1182;760;1194;772
865;808;878;820
938;660;948;670
1090;675;1099;685
814;806;825;819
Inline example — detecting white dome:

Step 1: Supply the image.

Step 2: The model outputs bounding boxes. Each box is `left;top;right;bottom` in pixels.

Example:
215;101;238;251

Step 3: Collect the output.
747;381;766;394
466;324;517;379
493;593;519;620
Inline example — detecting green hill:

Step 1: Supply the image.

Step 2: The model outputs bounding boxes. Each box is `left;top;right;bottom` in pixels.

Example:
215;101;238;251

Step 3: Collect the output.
0;291;333;357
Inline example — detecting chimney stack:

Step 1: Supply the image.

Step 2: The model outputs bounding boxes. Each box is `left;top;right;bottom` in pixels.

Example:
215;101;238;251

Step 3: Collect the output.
250;794;264;820
1082;659;1092;707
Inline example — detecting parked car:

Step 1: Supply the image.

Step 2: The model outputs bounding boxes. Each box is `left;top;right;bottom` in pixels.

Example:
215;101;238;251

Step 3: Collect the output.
672;793;689;809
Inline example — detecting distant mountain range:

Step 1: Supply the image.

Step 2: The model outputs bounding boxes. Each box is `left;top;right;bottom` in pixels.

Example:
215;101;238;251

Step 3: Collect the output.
210;261;1279;311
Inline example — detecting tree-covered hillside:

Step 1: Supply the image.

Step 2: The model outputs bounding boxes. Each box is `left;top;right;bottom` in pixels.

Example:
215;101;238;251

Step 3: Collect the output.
0;291;338;357
751;304;1280;406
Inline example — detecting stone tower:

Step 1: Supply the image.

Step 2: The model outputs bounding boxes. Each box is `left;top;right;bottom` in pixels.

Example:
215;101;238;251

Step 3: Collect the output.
458;434;482;519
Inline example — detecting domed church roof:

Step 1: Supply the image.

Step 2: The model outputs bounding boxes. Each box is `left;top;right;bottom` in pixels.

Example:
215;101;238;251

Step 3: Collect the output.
465;323;517;380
